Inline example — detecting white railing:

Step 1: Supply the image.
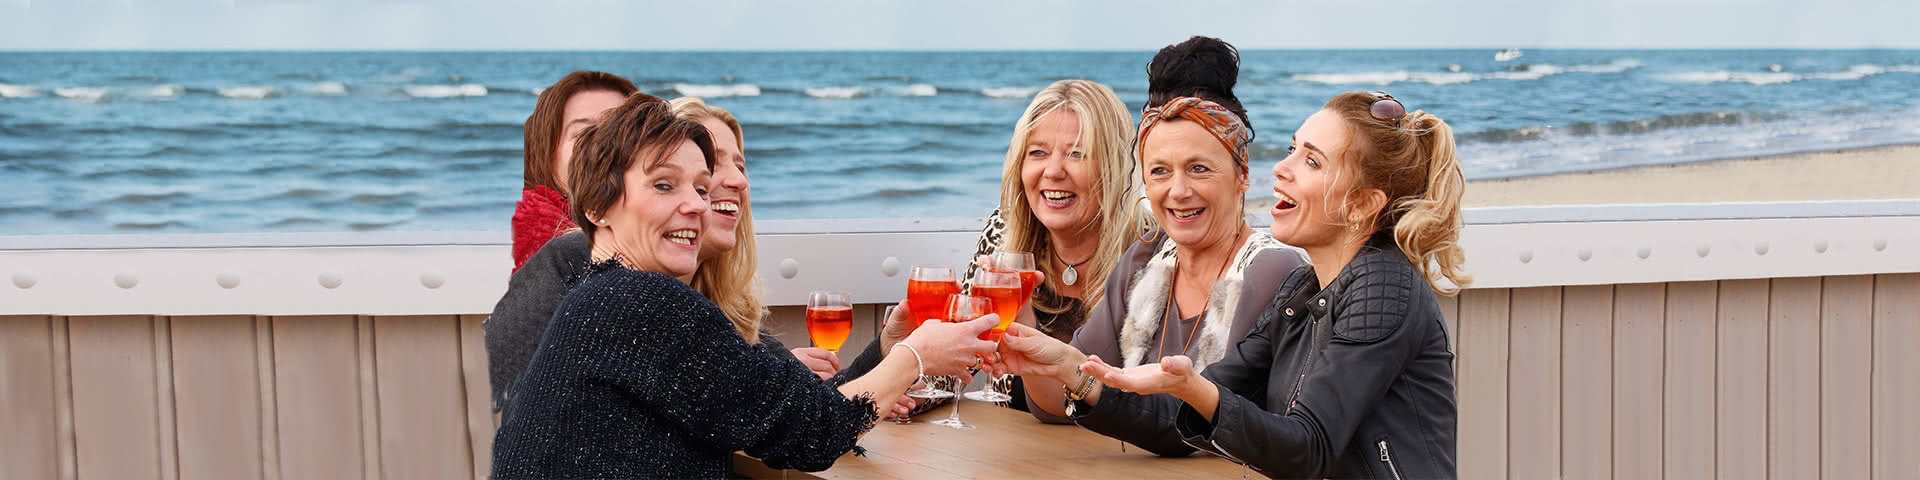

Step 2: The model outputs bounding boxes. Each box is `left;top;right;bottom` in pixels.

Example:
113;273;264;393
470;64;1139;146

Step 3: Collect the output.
3;200;1916;315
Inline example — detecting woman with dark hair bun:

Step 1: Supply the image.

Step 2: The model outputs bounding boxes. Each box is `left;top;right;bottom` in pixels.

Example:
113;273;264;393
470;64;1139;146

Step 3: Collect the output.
1146;36;1252;130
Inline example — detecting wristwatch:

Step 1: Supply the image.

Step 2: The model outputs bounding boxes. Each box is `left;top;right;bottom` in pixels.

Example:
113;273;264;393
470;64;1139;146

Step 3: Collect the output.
1062;373;1098;417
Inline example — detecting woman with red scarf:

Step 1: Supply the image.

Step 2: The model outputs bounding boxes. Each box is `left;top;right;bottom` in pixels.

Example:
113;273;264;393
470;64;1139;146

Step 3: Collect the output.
511;71;639;271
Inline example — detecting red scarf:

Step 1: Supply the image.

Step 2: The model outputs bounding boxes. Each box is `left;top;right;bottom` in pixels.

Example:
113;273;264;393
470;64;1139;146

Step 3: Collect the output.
511;185;573;272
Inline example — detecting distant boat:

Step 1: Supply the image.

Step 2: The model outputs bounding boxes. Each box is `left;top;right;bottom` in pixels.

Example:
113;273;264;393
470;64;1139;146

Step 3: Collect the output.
1495;48;1524;62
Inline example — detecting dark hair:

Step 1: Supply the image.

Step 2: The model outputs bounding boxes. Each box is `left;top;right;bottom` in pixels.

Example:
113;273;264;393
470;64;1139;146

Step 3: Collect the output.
568;93;717;246
1145;36;1253;133
523;70;641;192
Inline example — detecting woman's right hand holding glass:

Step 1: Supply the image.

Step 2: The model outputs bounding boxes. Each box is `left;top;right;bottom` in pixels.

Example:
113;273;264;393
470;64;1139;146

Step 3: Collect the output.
991;322;1085;384
899;313;999;376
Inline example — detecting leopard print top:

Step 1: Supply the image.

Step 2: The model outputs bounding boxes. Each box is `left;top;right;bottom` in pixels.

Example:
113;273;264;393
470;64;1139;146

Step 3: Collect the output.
961;209;1087;341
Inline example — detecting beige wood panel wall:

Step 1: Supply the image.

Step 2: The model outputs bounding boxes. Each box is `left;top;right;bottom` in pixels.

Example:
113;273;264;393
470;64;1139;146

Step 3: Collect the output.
2;273;1917;479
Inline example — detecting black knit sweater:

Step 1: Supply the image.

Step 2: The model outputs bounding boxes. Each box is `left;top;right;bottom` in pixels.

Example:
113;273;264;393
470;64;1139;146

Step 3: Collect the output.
491;261;878;479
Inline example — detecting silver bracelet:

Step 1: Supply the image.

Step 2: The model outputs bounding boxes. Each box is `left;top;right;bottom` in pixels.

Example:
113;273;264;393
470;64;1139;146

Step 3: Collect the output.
890;342;925;379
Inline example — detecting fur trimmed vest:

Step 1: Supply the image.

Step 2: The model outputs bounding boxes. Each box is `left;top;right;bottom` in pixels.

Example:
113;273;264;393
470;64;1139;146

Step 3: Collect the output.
1118;231;1288;371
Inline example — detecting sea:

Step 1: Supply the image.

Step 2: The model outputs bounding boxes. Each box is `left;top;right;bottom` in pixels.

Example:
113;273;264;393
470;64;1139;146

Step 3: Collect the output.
2;50;1916;234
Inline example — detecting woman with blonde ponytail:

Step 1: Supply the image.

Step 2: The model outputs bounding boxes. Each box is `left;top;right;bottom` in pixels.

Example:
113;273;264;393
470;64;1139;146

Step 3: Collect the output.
993;90;1464;478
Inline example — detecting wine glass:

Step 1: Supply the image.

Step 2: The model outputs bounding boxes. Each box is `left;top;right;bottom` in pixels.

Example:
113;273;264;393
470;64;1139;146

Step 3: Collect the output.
805;291;852;354
932;294;991;430
973;251;1039;403
991;251;1041;305
904;265;959;400
962;271;1020;403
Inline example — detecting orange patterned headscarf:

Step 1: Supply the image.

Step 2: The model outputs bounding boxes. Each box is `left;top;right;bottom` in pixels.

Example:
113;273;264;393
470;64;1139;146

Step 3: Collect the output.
1136;96;1252;173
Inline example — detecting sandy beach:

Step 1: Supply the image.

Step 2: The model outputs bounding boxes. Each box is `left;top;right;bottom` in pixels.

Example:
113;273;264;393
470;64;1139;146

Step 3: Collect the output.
1247;144;1920;212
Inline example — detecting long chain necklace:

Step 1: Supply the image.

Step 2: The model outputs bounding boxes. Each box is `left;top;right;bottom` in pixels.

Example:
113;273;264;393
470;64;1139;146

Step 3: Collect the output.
1157;231;1246;359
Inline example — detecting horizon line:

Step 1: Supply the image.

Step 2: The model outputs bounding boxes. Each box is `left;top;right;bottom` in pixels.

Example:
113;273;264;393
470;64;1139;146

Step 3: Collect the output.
7;46;1920;53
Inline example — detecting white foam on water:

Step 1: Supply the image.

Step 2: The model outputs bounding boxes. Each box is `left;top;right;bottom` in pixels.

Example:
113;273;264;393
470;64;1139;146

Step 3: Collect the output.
301;82;348;95
672;83;761;97
219;86;276;99
146;85;184;98
54;87;110;101
1658;64;1920;85
1413;72;1477;85
1293;59;1642;86
404;83;487;98
1;83;43;98
1293;71;1410;85
805;87;865;99
898;84;938;96
982;87;1038;98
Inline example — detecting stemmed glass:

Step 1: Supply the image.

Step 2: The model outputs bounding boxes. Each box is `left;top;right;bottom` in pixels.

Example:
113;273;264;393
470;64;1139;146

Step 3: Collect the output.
962;270;1021;403
931;294;991;430
805;291;852;354
964;251;1038;403
904;265;960;400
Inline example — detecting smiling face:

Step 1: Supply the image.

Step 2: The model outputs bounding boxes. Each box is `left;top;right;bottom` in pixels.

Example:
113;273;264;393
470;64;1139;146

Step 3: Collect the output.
1270;109;1374;249
553;89;630;190
1019;109;1101;235
599;140;712;277
1140;119;1248;248
697;117;746;259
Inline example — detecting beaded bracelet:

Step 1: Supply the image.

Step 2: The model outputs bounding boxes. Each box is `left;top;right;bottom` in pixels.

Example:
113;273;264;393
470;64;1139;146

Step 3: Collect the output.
890;343;925;380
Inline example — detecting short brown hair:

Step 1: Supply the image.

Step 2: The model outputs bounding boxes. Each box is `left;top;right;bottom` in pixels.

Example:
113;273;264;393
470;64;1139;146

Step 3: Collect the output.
523;71;640;192
568;93;717;246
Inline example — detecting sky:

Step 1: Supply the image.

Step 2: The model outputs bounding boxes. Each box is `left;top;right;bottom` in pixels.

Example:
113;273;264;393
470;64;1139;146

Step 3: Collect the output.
2;0;1917;50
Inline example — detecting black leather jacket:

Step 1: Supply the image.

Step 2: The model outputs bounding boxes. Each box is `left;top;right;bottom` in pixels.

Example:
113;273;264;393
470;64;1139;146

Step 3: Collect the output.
1072;235;1458;479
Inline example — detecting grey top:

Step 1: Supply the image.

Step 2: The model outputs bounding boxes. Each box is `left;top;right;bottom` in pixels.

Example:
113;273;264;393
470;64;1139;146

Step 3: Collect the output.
1026;232;1308;423
486;231;592;413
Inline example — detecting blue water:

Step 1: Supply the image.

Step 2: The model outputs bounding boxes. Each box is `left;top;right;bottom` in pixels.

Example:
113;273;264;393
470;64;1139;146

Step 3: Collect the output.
2;50;1917;234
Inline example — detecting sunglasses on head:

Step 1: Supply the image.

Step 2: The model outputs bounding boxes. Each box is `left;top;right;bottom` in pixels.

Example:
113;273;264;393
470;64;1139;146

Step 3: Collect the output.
1369;91;1407;121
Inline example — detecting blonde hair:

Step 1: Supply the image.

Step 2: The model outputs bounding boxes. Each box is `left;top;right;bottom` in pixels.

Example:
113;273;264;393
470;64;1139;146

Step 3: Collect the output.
1323;92;1471;295
670;96;766;344
998;80;1149;313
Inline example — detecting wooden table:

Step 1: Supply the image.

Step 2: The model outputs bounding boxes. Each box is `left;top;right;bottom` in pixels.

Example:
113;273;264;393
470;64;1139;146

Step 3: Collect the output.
733;399;1246;479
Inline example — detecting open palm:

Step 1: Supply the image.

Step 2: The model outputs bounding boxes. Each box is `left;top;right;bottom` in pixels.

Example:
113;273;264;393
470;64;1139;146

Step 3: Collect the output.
1080;355;1197;396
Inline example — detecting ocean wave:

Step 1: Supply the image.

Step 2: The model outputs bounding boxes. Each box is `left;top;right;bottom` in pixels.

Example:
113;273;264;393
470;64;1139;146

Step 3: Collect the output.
756;185;962;209
1461;109;1920;179
0;83;40;98
219;86;276;99
143;85;185;98
265;217;332;228
805;87;866;99
1657;64;1920;85
982;87;1038;98
404;83;487;98
114;220;192;231
108;191;193;205
300;82;349;95
673;83;761;98
82;166;194;180
54;87;110;102
346;191;419;205
897;84;938;96
1293;59;1643;86
328;167;422;179
1461;110;1766;143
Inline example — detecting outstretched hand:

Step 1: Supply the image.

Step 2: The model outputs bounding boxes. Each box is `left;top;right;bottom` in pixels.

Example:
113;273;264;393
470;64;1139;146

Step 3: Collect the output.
1079;354;1199;397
